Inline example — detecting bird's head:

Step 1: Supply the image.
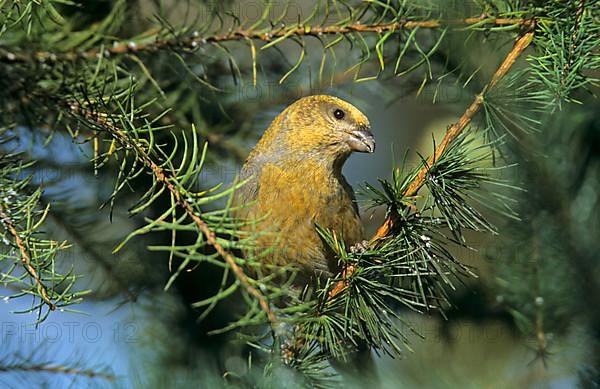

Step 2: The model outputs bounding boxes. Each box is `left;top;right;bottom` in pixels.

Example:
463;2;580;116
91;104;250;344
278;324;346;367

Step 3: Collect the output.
255;95;375;165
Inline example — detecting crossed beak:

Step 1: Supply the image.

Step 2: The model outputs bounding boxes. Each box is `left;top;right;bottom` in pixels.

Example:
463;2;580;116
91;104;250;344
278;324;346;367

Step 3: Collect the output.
347;126;376;153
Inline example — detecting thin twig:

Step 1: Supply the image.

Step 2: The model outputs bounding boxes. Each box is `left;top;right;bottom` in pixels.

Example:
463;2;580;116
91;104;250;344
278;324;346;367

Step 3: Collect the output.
329;30;535;298
65;104;277;325
0;363;115;380
0;204;56;311
374;30;534;239
565;0;586;73
0;17;535;64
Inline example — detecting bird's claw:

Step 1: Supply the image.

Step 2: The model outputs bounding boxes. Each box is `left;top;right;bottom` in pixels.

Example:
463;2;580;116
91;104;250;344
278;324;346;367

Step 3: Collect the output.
350;240;370;254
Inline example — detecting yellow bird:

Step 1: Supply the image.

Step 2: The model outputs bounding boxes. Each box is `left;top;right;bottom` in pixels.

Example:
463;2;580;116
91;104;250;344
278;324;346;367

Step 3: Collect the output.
234;95;375;283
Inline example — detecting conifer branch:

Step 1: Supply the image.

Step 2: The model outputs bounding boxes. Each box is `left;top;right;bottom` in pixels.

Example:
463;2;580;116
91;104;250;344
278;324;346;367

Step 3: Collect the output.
0;16;534;64
373;30;534;239
0;204;56;311
329;30;535;298
565;0;586;73
0;363;115;381
63;102;277;326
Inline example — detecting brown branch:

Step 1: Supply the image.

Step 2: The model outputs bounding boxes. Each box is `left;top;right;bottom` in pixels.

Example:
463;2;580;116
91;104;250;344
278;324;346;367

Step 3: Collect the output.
0;363;115;381
0;204;56;311
65;104;277;325
373;30;534;239
565;0;586;73
329;30;535;299
0;16;535;64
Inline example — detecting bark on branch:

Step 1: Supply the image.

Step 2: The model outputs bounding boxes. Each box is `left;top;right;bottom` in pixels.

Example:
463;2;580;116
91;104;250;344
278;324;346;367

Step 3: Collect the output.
0;204;56;311
329;30;535;298
0;16;535;64
65;104;278;326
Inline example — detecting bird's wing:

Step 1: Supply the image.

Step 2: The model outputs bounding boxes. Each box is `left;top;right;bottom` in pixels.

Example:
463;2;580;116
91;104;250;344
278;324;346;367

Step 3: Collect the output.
236;149;285;204
235;160;261;206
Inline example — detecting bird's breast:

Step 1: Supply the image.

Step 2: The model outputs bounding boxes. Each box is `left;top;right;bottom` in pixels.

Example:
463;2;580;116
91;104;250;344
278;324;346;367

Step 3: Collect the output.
249;161;363;275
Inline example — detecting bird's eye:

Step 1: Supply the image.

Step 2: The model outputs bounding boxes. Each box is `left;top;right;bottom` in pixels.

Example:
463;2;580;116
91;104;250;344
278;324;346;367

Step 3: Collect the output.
333;109;345;120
